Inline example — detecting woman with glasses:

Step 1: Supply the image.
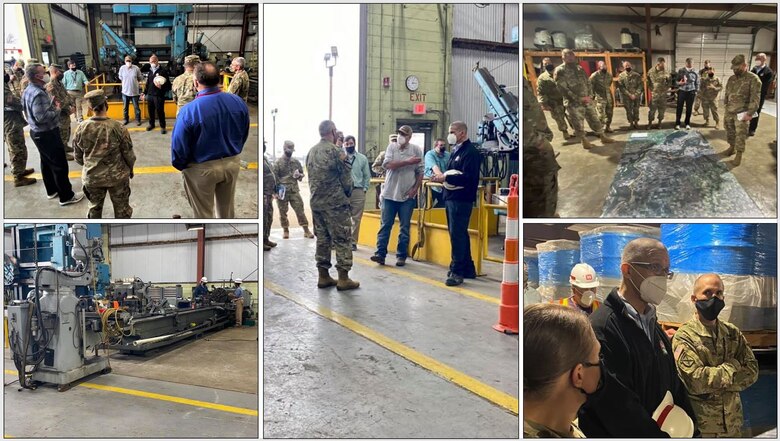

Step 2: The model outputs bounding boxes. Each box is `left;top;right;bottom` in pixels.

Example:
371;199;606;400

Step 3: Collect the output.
524;303;602;438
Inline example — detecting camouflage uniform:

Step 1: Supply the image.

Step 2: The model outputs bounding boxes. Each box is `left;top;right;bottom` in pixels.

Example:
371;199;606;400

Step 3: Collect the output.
4;82;29;178
523;77;559;218
306;138;353;271
263;155;277;243
11;67;24;97
700;75;723;126
227;70;250;102
647;66;672;125
536;70;570;136
672;317;759;437
171;71;197;114
524;419;586;438
617;70;644;125
273;155;309;228
588;69;614;130
72;108;136;218
553;63;605;137
45;75;74;152
724;59;761;153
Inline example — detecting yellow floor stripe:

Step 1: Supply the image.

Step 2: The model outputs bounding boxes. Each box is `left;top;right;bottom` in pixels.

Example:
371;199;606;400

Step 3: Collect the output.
4;369;257;416
353;257;500;305
23;123;259;136
264;281;519;415
4;162;258;181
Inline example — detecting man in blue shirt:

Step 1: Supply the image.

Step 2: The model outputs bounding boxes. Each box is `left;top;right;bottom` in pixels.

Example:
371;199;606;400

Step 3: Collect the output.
63;60;89;122
423;138;451;208
344;135;371;250
171;62;249;218
675;58;700;130
232;278;244;327
193;276;209;302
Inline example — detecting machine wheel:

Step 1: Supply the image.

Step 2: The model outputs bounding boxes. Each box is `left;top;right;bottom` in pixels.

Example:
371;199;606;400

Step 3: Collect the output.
102;367;113;374
57;383;71;392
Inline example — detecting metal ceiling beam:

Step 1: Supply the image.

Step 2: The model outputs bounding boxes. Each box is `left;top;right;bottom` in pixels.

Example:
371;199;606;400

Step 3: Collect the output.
635;4;777;14
522;12;774;28
627;6;643;17
717;4;752;26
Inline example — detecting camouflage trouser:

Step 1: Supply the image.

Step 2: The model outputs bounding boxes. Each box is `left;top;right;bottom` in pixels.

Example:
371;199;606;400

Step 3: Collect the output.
566;102;603;137
701;99;719;124
700;430;741;438
59;113;72;152
593;95;614;127
312;205;353;271
724;112;749;153
693;93;701;112
523;140;560;217
276;191;309;228
648;93;667;122
83;180;132;218
547;101;570;134
263;194;274;241
4;112;28;178
624;96;641;124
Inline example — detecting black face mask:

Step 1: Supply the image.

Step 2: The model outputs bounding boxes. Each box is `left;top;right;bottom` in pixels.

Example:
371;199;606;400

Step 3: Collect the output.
625;67;632;72
708;73;714;78
70;67;76;71
695;297;725;321
574;357;605;400
600;68;607;73
57;74;64;81
284;150;292;158
345;146;355;154
545;64;554;72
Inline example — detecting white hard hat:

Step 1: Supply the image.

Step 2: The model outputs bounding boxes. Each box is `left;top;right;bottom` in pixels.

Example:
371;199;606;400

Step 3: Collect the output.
652;391;694;438
442;169;464;191
234;278;242;284
153;75;167;86
201;277;208;283
570;263;599;289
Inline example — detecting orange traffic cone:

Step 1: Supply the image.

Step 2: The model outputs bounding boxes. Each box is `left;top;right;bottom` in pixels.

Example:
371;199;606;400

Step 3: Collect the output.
494;174;519;335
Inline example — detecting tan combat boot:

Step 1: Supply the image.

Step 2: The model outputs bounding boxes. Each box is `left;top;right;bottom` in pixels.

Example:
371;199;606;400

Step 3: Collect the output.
303;226;314;238
581;137;594;150
600;134;616;144
317;267;337;288
723;145;736;156
14;176;36;187
733;151;742;166
282;228;290;239
336;269;360;291
605;124;613;133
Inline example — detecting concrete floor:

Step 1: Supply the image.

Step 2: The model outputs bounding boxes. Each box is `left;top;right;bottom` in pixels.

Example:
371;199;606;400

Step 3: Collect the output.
4;106;259;219
549;100;777;217
263;229;519;438
4;325;258;437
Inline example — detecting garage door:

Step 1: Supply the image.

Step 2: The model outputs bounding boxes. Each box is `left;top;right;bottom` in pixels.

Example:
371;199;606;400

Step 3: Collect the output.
51;9;89;58
676;31;753;101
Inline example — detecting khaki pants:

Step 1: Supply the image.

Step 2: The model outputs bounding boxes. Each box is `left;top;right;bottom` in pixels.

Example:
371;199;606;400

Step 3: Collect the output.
349;188;366;244
234;298;244;326
182;156;240;218
67;90;86;121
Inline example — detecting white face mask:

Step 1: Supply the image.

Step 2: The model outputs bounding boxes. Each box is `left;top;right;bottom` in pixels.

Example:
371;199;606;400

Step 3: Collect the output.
447;133;458;145
396;135;406;145
629;265;668;305
579;290;595;307
150;63;158;69
125;61;132;65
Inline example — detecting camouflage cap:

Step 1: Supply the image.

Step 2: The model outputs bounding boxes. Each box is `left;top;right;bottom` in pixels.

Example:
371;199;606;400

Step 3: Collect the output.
15;59;25;67
84;89;108;109
283;140;295;149
731;54;746;67
49;63;63;71
184;55;201;64
27;58;39;64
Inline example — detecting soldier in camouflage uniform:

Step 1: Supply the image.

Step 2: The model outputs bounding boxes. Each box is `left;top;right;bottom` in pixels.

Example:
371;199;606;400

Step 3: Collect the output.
617;61;644;129
72;90;136;218
554;49;615;150
523;77;560;218
4;73;36;187
45;64;75;159
723;54;761;166
273;140;314;239
646;57;672;129
672;274;758;438
306;120;359;291
227;57;250;102
10;60;25;97
263;141;278;251
172;55;200;116
537;57;572;139
700;68;723;128
588;60;614;133
693;60;712;115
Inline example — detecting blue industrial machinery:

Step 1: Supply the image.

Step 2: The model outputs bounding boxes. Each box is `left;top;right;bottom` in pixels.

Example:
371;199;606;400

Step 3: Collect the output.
473;65;519;153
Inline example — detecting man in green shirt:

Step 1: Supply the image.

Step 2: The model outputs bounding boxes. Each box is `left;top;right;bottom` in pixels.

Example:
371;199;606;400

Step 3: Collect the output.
344;135;371;250
63;60;89;122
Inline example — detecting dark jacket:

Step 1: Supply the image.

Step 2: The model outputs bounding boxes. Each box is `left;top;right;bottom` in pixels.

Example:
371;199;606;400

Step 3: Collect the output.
144;66;171;97
443;139;480;203
578;289;700;438
751;65;775;98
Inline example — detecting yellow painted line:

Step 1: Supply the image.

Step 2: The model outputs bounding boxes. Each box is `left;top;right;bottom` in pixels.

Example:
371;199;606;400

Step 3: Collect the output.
264;281;518;415
353;256;500;305
4;369;257;416
4;162;257;181
23;123;258;136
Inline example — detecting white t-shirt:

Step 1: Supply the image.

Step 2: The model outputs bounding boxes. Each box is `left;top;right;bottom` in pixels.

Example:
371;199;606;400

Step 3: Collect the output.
381;141;423;202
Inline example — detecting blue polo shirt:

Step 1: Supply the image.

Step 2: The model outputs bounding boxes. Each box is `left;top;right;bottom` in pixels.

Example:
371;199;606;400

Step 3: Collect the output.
171;86;250;171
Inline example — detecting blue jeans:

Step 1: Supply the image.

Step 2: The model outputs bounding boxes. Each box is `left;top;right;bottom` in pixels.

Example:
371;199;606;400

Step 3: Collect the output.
445;200;476;277
122;94;141;122
375;198;415;259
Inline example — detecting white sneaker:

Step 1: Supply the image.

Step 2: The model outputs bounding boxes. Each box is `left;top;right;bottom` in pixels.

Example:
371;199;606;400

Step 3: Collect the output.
675;125;681;130
686;125;691;130
59;192;84;206
47;192;58;200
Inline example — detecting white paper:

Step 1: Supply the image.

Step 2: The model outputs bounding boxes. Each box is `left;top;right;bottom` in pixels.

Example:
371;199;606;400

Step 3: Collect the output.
630;132;649;139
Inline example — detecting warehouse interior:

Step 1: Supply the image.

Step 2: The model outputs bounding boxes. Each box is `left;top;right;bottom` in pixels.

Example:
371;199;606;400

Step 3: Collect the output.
524;223;777;437
523;4;777;218
3;4;259;218
3;223;259;438
263;4;519;438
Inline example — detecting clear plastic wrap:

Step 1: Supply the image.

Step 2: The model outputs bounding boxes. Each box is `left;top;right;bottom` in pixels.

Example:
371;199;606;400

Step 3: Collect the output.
579;226;660;279
523;249;539;288
536;240;580;302
753;224;777;277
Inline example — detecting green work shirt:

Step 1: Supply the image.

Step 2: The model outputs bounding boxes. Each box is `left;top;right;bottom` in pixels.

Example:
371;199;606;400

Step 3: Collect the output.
347;151;371;191
63;69;89;92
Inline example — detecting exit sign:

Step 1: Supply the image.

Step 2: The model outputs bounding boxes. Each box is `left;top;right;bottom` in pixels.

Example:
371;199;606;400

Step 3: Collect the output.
413;103;426;115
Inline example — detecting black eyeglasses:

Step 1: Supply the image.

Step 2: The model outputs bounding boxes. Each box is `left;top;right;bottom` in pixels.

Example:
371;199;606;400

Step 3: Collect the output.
630;262;674;280
581;353;604;369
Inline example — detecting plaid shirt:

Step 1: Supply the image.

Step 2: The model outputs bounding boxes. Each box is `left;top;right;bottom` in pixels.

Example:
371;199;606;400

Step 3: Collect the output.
22;82;59;132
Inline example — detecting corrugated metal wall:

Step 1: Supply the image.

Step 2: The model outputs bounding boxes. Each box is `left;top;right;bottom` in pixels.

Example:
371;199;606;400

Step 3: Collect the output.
109;224;258;283
451;48;518;134
453;3;518;44
676;31;753;102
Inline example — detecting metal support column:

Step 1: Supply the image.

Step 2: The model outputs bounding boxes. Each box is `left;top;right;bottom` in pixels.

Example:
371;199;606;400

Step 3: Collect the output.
196;229;205;281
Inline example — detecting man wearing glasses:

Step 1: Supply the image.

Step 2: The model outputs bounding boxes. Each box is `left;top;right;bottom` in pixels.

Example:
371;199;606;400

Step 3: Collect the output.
578;238;699;437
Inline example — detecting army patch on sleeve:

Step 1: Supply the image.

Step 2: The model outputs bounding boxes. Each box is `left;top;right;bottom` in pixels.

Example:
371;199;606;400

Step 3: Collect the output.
680;351;695;369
